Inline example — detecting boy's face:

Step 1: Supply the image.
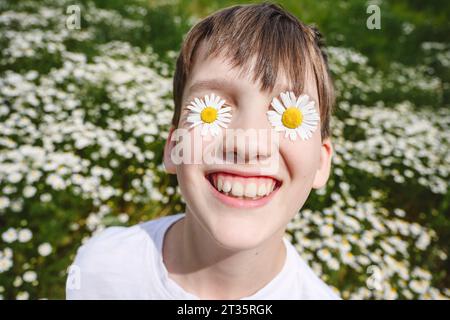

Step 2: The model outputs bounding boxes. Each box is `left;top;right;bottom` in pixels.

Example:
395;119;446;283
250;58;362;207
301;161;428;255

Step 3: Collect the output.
164;42;333;250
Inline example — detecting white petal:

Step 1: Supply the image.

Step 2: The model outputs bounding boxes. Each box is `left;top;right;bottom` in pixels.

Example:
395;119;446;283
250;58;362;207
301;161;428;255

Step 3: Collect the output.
195;97;206;109
297;127;309;140
303;110;320;118
218;106;231;114
267;110;280;117
218;117;231;123
268;116;283;126
268;114;282;122
303;121;319;128
191;100;201;110
301;123;316;132
301;101;316;113
187;114;201;123
296;94;310;108
268;118;281;126
187;105;202;113
280;92;293;108
216;120;228;128
214;94;221;105
302;121;319;129
289;130;297;141
274;119;283;127
303;116;320;124
267;116;277;125
289;91;297;104
271;97;285;114
211;122;221;136
189;121;202;129
215;99;226;109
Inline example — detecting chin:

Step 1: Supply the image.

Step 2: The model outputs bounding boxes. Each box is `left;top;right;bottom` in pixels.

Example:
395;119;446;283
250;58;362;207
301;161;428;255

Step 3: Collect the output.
202;211;278;251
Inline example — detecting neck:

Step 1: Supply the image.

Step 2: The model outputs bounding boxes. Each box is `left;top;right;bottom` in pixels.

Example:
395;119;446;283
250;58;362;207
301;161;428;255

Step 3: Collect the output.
162;209;287;299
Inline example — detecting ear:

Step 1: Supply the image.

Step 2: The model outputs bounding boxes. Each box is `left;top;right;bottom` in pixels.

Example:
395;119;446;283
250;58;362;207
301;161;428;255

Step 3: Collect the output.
312;137;333;189
163;125;177;174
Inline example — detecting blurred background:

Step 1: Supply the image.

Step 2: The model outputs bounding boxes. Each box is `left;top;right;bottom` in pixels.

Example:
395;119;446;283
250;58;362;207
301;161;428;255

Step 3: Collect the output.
0;0;449;299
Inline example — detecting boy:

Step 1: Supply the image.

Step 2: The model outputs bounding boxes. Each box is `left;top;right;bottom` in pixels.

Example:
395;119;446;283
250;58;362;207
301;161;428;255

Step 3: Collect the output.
66;3;338;299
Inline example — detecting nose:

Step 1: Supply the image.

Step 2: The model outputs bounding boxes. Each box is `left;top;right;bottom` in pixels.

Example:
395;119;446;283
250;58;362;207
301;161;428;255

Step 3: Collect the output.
220;103;277;165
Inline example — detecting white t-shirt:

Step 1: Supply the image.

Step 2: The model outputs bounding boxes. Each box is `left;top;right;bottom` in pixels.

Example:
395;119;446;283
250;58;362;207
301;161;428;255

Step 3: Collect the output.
66;213;340;300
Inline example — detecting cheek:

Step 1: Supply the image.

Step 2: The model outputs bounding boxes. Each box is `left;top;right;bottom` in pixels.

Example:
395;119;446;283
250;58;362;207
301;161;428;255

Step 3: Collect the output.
175;164;196;201
173;128;201;186
174;124;219;165
174;127;218;196
281;138;320;182
176;162;212;219
195;129;219;160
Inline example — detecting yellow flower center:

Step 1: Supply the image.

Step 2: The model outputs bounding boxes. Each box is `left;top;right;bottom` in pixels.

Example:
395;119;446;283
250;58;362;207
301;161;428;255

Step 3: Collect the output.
200;107;218;123
282;107;303;129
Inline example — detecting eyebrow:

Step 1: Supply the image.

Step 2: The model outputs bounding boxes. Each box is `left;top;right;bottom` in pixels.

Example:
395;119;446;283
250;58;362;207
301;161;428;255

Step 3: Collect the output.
187;78;238;95
187;77;291;99
185;78;240;106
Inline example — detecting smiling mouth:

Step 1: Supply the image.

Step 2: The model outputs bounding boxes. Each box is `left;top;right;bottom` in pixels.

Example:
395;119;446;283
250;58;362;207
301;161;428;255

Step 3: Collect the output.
205;171;282;201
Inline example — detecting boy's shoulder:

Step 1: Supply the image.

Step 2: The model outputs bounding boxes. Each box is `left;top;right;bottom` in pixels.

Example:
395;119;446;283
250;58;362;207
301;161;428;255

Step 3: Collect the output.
66;213;184;299
72;213;184;263
70;213;185;266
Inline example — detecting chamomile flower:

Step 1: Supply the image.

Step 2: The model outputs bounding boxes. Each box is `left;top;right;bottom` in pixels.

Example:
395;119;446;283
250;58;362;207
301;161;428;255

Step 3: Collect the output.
267;91;320;141
186;93;232;137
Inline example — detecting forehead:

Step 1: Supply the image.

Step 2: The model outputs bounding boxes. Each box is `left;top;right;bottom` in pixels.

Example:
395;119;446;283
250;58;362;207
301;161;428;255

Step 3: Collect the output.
184;41;319;102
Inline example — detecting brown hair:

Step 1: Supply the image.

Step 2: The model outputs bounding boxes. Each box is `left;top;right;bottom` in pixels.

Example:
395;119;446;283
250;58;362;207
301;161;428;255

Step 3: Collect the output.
172;2;335;139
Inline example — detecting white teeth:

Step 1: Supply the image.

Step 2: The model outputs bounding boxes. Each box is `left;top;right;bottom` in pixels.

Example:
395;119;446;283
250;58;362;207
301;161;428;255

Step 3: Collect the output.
257;183;267;196
217;177;223;191
231;182;244;197
210;174;279;199
222;180;232;193
244;183;257;198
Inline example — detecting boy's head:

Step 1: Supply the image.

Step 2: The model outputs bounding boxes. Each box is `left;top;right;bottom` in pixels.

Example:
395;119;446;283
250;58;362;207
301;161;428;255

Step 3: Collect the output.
164;3;334;250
